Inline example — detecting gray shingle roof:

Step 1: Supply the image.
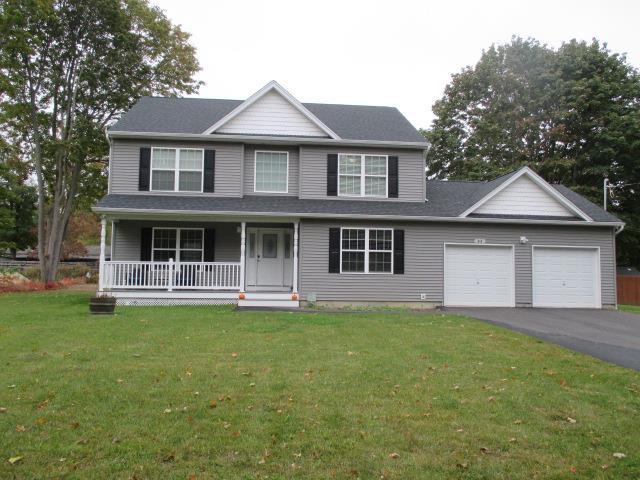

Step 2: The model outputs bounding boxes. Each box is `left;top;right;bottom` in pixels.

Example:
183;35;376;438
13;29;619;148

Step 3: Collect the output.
96;180;621;224
109;97;426;143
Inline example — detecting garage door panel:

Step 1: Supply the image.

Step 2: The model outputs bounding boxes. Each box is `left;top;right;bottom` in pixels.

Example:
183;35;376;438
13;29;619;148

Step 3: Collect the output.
532;247;600;308
444;245;514;307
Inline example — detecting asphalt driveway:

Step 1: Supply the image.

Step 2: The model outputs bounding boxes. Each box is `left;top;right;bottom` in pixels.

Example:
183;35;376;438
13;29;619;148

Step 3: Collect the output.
446;307;640;370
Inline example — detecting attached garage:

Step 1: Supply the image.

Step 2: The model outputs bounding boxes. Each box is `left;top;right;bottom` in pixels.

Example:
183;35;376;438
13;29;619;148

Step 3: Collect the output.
532;246;601;308
444;244;515;307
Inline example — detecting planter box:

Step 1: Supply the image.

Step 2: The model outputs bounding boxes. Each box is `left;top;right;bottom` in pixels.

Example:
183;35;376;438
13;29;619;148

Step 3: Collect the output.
89;296;116;315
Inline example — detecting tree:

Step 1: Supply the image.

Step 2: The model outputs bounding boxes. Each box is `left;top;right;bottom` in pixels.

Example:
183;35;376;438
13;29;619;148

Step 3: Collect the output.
0;159;37;257
424;37;640;267
0;0;201;281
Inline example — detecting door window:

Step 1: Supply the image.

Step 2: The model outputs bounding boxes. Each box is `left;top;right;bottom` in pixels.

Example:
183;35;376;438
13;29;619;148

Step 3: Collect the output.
262;234;278;258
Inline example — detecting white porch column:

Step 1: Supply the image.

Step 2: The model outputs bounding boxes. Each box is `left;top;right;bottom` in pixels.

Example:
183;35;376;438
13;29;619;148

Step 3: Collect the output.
292;220;299;295
98;216;107;294
239;222;246;293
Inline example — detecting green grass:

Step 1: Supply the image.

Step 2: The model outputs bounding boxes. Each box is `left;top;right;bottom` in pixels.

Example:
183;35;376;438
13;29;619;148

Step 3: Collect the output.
0;291;639;479
620;304;640;314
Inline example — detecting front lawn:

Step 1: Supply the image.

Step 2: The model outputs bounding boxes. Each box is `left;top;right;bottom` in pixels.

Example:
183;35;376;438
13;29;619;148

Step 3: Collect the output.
0;291;638;479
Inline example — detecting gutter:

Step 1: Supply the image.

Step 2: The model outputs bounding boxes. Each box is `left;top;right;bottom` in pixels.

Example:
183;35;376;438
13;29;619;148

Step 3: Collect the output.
107;130;430;150
92;205;624;228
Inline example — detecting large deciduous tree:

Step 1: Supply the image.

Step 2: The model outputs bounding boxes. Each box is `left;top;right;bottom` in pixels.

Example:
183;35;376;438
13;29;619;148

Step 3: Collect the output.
424;37;640;267
0;0;201;282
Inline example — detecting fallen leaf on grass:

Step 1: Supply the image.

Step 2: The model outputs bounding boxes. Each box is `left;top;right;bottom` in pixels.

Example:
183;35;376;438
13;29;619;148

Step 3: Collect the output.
163;408;172;414
0;407;7;413
16;425;26;433
347;351;355;356
35;417;47;426
69;422;80;430
232;431;241;437
479;447;490;454
613;452;626;459
567;417;577;424
209;400;217;409
388;452;400;459
37;399;49;410
231;352;238;358
514;419;522;425
75;438;88;445
7;456;23;465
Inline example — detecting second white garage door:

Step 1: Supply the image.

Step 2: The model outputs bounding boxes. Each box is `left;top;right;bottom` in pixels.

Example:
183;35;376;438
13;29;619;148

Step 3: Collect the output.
532;246;600;308
444;244;515;307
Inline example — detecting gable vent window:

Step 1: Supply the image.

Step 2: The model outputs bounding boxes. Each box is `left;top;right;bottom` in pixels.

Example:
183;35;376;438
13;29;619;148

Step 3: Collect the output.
338;154;387;197
254;151;288;193
151;148;204;192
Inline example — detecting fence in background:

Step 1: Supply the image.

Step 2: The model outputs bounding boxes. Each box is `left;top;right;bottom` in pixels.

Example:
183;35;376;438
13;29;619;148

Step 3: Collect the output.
617;275;640;306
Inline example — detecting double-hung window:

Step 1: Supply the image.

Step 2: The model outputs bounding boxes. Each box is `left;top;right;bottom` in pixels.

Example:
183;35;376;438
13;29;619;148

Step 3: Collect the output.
255;151;288;193
340;228;393;273
152;228;204;262
338;154;387;197
151;148;204;192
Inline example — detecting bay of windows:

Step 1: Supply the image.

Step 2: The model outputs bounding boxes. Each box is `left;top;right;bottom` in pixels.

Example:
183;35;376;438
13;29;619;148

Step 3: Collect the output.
151;148;204;192
255;151;288;193
338;154;387;197
152;228;204;262
341;228;392;273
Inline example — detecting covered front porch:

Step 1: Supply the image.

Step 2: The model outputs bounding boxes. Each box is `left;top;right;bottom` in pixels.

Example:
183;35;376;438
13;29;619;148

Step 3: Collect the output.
96;216;300;306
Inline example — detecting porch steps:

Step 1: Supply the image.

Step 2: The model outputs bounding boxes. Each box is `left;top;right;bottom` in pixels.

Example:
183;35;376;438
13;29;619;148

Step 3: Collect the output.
238;292;300;308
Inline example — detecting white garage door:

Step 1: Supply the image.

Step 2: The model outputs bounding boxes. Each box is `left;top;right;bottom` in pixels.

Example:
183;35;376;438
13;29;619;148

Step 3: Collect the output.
444;245;514;307
532;247;600;308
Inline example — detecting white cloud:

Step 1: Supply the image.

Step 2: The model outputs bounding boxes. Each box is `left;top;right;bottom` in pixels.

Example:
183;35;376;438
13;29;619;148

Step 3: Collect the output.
153;0;640;129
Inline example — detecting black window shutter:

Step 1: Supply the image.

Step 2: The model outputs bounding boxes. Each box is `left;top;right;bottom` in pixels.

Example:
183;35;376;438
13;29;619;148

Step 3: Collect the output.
204;228;215;261
203;150;215;192
328;227;340;273
140;227;152;261
327;154;338;196
388;156;399;198
393;229;404;274
139;147;151;191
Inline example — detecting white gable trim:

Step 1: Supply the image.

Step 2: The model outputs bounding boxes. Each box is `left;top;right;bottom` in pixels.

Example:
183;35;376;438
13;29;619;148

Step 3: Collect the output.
203;81;340;139
459;167;593;221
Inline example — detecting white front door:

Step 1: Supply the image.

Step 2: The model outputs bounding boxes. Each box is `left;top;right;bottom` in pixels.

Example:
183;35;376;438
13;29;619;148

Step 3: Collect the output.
532;246;600;308
246;228;293;289
444;244;515;307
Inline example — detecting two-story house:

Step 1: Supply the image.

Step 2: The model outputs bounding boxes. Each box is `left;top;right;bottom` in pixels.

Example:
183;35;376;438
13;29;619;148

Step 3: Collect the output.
94;81;623;308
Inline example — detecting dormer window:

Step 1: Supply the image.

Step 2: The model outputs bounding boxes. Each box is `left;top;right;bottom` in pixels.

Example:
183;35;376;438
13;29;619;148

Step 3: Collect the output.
150;148;204;192
338;154;387;197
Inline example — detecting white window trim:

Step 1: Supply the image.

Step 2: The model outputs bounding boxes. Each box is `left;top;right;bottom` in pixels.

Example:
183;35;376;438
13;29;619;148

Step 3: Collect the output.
150;147;204;193
151;227;204;262
254;150;289;194
337;154;388;198
339;227;393;274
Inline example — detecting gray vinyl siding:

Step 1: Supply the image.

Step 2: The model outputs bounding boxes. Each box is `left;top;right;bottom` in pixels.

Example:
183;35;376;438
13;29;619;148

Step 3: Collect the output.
299;220;616;306
299;146;425;202
243;145;299;196
112;220;240;262
109;139;243;197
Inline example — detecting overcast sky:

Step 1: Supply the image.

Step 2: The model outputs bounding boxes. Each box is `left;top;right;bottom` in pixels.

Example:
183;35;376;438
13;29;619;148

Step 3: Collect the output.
152;0;640;130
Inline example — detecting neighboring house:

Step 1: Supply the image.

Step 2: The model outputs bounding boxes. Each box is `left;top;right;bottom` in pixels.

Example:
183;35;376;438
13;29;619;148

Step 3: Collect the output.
93;81;624;308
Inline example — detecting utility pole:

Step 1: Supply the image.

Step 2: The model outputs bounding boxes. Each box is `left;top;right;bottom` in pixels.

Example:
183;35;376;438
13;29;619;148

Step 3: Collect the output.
603;178;609;211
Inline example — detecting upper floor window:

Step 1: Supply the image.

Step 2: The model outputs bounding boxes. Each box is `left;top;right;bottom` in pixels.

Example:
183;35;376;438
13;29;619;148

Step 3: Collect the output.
254;151;288;193
338;154;387;197
151;148;204;192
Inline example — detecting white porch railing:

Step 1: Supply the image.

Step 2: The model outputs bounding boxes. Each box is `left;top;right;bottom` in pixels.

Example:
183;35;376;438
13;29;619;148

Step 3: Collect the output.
102;260;241;291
